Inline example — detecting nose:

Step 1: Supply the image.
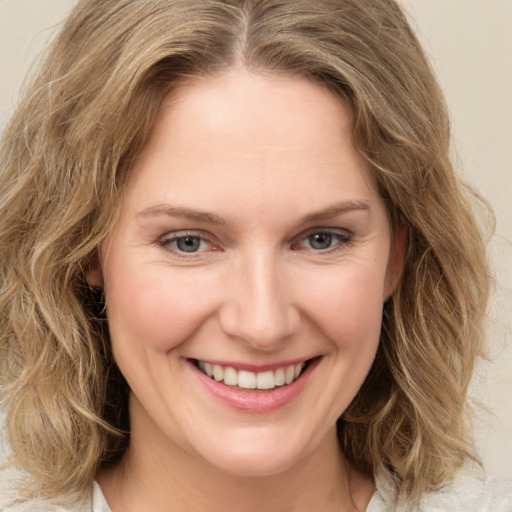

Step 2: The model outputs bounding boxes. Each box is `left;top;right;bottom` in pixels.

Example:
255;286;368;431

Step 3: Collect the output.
218;251;300;351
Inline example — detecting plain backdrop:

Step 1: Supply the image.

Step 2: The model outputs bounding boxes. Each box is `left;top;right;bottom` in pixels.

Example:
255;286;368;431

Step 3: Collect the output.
0;0;511;477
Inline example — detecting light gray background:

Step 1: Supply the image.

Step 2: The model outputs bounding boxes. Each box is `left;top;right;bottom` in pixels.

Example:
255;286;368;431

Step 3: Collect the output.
1;0;511;477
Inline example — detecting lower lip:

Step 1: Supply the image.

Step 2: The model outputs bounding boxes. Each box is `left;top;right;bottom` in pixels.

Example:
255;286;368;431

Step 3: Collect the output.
187;359;320;414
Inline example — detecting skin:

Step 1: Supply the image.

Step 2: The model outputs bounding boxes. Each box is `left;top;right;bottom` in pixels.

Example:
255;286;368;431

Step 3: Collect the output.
89;69;404;511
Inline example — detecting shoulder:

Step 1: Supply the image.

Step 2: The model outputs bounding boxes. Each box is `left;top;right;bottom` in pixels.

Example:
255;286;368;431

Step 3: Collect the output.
0;407;98;512
0;411;108;512
0;468;98;512
0;482;108;512
420;474;512;511
0;488;95;512
369;473;512;511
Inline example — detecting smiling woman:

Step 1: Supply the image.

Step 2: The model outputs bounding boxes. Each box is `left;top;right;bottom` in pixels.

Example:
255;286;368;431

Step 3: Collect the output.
86;73;400;503
0;1;511;511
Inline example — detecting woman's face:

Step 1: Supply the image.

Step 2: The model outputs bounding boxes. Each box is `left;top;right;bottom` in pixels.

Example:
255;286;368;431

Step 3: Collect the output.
90;70;403;477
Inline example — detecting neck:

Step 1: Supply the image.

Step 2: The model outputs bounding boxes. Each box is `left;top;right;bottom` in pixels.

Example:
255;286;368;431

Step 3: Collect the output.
97;398;374;512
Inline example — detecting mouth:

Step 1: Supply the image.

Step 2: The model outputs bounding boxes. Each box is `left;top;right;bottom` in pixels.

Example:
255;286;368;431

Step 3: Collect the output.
192;358;316;391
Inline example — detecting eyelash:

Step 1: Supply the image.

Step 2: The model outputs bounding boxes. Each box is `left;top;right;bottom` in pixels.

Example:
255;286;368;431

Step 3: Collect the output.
157;228;353;256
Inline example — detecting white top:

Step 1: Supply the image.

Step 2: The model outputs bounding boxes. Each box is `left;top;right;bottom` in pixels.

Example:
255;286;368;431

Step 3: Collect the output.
1;474;512;511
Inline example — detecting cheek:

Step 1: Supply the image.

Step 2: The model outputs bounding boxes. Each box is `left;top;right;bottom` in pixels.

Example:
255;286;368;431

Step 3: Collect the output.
295;260;387;347
105;263;220;354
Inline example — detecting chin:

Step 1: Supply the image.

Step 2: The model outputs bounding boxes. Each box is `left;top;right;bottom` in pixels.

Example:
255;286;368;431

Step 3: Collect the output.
208;449;304;478
190;425;318;478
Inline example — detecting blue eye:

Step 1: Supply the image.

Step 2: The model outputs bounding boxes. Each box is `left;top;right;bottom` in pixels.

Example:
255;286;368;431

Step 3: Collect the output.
160;234;210;253
300;230;351;250
175;235;203;252
307;232;333;250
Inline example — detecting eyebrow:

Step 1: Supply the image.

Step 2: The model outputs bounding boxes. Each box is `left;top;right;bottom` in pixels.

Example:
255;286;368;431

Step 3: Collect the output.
300;200;371;223
137;205;228;225
136;200;370;226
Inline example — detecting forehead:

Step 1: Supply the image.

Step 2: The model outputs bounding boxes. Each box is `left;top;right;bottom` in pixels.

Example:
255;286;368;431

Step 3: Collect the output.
124;69;380;218
155;69;352;146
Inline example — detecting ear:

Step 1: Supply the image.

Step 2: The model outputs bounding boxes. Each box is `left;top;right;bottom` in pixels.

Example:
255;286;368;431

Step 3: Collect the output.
384;225;406;300
85;252;104;289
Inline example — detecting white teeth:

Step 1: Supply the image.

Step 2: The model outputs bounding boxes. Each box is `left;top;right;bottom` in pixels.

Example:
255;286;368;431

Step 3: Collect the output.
274;367;285;386
198;360;307;389
204;362;213;378
238;370;256;389
256;371;275;390
223;366;238;386
285;365;295;385
212;364;224;382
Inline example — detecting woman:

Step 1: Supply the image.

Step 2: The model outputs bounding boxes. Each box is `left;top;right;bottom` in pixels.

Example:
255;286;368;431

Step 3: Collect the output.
0;0;510;510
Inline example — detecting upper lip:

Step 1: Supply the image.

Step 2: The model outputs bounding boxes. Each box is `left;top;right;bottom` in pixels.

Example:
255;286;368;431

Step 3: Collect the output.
187;356;319;373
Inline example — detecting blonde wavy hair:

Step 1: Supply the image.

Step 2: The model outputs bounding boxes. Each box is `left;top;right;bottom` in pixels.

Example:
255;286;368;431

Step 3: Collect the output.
0;0;491;505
